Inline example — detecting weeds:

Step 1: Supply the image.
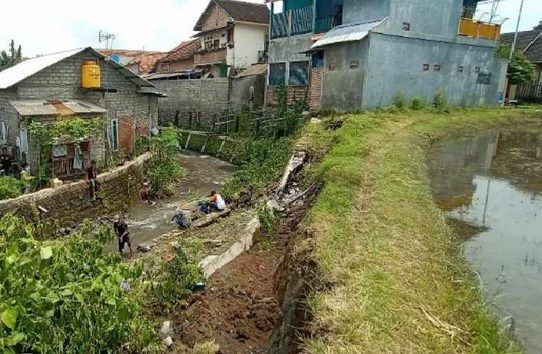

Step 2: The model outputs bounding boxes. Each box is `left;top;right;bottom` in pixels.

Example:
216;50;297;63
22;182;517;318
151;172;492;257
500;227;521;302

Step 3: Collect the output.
147;127;185;196
0;177;22;200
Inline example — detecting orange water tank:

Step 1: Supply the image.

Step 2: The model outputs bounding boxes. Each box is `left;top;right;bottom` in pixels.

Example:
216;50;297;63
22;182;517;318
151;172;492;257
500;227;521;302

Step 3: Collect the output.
81;60;101;89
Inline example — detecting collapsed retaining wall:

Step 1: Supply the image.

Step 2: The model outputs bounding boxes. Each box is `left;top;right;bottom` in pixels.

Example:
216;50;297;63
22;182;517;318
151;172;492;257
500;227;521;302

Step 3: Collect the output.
0;153;151;233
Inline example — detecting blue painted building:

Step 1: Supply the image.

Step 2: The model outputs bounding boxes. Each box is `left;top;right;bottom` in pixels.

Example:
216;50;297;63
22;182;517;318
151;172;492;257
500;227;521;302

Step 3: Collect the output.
266;0;507;111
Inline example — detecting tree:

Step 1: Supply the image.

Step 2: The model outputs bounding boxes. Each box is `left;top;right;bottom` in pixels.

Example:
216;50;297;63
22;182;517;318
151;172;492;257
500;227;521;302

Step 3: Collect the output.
497;44;536;85
0;40;23;71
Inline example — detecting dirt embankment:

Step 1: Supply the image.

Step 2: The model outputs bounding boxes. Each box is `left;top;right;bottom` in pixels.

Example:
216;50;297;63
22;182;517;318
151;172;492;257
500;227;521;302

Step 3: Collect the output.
173;151;322;354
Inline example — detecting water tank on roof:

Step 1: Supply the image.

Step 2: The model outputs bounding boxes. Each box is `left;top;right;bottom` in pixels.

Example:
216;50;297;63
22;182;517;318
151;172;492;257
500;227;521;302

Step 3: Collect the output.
81;60;101;89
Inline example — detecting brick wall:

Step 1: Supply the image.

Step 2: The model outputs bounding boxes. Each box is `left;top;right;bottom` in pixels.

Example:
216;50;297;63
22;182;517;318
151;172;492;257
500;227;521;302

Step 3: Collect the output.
266;86;308;106
0;152;151;234
309;67;324;110
153;78;230;128
200;3;230;32
194;49;227;66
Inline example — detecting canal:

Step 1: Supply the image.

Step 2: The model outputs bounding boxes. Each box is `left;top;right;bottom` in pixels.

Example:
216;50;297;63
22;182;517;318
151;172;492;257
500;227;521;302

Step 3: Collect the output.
427;130;542;353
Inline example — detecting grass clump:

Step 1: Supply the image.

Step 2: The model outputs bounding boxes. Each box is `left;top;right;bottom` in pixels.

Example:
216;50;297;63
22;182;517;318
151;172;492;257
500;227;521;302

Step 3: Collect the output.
0;177;23;200
303;107;541;353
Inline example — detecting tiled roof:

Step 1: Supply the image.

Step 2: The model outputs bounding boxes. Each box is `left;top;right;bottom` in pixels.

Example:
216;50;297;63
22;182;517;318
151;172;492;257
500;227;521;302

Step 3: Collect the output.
98;49;167;74
159;39;201;63
194;0;269;31
501;30;542;63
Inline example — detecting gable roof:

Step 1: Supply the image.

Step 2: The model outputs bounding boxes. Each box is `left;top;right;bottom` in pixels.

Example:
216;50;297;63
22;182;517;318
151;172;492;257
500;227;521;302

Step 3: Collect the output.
501;30;542;63
0;47;155;90
98;49;167;74
194;0;269;31
159;39;200;64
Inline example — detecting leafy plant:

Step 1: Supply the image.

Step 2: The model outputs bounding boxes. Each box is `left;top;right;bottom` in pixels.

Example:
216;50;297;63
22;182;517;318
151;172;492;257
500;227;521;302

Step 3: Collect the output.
0;177;22;200
497;44;536;85
0;215;155;353
0;40;23;72
411;97;426;110
258;203;277;238
433;90;448;112
147;127;185;196
393;92;407;110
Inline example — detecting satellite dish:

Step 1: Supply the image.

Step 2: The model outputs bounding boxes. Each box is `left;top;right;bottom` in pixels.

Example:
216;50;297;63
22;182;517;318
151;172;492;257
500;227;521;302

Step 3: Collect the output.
111;54;120;63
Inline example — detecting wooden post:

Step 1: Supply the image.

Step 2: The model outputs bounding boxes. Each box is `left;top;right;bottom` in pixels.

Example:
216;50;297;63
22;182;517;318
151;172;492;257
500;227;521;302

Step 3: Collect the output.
217;139;226;157
185;133;192;150
201;135;210;154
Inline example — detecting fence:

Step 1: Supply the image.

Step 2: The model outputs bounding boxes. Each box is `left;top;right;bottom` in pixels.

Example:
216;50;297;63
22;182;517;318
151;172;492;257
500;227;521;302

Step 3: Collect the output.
515;81;542;102
271;6;314;39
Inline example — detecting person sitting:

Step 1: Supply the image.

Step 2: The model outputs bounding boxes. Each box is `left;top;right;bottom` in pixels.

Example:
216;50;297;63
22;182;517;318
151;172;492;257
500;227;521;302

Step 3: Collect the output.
172;209;191;229
0;147;12;176
139;180;151;202
209;190;226;212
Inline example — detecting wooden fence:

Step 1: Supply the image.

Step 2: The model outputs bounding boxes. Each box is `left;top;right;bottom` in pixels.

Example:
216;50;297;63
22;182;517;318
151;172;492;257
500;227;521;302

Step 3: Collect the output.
515;81;542;102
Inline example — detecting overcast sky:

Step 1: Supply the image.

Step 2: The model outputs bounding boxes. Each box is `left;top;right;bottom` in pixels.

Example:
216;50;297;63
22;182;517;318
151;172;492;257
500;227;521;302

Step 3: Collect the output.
0;0;540;57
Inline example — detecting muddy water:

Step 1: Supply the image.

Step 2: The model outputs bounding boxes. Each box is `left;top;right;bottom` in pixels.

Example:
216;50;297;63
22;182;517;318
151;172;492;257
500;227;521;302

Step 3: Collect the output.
427;130;542;353
104;151;235;252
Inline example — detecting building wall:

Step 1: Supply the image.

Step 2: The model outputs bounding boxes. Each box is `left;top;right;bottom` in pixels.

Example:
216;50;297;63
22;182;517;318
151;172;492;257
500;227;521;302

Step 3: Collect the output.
200;3;230;32
320;40;370;111
230;75;266;110
0;153;151;234
231;23;268;69
152;78;230;127
156;58;195;73
360;33;505;109
0;88;19;147
342;0;390;24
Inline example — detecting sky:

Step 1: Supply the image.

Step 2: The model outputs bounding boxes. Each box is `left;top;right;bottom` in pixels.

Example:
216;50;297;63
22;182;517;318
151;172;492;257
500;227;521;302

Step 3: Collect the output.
0;0;540;57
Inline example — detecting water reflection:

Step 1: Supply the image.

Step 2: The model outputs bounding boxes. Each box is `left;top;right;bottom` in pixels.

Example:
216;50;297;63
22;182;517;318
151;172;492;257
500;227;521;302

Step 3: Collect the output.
427;130;542;353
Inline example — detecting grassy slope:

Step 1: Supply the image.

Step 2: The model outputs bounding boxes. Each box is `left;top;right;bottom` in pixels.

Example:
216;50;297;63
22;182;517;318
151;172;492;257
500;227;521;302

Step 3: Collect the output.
304;107;542;354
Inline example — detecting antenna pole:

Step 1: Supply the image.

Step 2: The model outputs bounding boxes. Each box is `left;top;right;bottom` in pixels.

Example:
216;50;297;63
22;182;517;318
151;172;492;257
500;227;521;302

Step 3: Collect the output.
510;0;525;60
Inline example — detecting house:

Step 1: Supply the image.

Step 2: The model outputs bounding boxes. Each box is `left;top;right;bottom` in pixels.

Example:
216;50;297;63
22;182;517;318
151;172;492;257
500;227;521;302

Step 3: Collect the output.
99;49;167;75
266;0;507;111
0;47;162;178
501;22;542;83
154;39;201;74
193;0;269;77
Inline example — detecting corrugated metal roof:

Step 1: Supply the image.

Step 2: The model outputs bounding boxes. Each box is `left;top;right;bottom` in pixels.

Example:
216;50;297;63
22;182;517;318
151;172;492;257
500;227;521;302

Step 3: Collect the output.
0;47;156;90
235;63;267;78
11;100;107;117
310;19;385;49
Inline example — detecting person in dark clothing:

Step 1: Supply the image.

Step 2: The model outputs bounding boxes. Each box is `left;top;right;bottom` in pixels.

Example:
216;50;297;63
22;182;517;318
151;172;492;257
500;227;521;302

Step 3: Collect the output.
113;214;133;258
172;209;191;229
86;160;98;200
0;147;12;175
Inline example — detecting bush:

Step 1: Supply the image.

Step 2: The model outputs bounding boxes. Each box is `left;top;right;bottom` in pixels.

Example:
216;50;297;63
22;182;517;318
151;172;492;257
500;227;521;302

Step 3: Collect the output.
0;215;155;353
433;90;448;111
393;92;407;110
411;97;426;110
0;177;22;200
147;127;185;196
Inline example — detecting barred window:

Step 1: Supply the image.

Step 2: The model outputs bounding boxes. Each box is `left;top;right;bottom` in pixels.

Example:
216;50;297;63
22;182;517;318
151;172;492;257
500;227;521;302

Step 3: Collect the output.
269;63;286;86
289;61;309;86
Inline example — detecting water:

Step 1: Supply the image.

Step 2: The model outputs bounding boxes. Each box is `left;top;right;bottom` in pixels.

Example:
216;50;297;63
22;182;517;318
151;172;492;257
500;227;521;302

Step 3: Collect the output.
427;130;542;353
104;151;235;252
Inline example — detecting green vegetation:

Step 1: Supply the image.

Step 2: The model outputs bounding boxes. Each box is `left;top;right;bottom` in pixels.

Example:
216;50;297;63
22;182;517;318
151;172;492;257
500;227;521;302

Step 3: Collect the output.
0;215;156;353
0;177;23;200
0;40;23;72
304;107;541;353
146;127;185;196
497;45;537;85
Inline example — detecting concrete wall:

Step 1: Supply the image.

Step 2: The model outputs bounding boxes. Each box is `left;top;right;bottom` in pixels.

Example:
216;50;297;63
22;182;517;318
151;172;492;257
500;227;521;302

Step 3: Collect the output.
0;88;18;147
0;152;151;234
361;33;505;109
153;78;230;127
321;40;370;111
343;0;390;24
232;23;267;69
230;75;266;110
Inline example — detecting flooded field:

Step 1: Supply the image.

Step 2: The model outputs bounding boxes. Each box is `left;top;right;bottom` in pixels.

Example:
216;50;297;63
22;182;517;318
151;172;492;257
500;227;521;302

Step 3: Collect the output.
427;130;542;353
104;151;235;252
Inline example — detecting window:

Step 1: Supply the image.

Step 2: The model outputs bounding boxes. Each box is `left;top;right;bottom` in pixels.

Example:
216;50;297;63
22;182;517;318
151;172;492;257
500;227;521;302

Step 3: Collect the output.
111;118;119;151
350;60;360;69
458;65;464;73
269;63;286;86
328;61;337;71
214;39;220;49
402;22;411;31
433;64;441;72
474;66;481;74
289;61;309;86
423;63;430;71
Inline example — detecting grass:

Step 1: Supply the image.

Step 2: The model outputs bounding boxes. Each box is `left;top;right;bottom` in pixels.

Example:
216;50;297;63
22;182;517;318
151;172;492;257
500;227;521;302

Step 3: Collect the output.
303;107;542;354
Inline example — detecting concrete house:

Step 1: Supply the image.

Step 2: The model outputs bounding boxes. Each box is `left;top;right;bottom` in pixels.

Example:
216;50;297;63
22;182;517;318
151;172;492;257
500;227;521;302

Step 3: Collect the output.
266;0;507;111
193;0;270;77
0;47;161;178
501;21;542;84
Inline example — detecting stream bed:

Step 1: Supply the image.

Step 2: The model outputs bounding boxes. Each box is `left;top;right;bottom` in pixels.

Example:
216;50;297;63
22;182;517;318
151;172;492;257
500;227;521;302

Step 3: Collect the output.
427;130;542;353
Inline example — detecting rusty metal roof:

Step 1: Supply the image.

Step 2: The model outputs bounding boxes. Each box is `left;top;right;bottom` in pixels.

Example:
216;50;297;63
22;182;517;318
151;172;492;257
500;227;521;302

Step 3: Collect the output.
11;100;107;117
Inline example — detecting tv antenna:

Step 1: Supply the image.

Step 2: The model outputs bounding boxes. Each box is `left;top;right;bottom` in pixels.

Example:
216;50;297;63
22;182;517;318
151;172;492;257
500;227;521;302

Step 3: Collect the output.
99;31;116;50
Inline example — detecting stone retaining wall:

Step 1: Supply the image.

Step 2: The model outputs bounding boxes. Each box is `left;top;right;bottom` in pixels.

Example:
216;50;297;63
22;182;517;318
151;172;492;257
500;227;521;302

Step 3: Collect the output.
0;153;152;233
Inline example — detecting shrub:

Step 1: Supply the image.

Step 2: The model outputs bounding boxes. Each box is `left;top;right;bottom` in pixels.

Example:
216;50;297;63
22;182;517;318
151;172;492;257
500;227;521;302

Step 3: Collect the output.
393;92;407;109
411;97;426;110
433;90;448;111
0;177;22;200
0;215;155;353
147;127;185;196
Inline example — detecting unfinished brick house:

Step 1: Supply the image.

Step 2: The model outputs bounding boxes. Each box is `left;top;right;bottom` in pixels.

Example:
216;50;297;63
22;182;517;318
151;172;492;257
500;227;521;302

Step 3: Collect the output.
154;39;201;74
0;47;162;179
